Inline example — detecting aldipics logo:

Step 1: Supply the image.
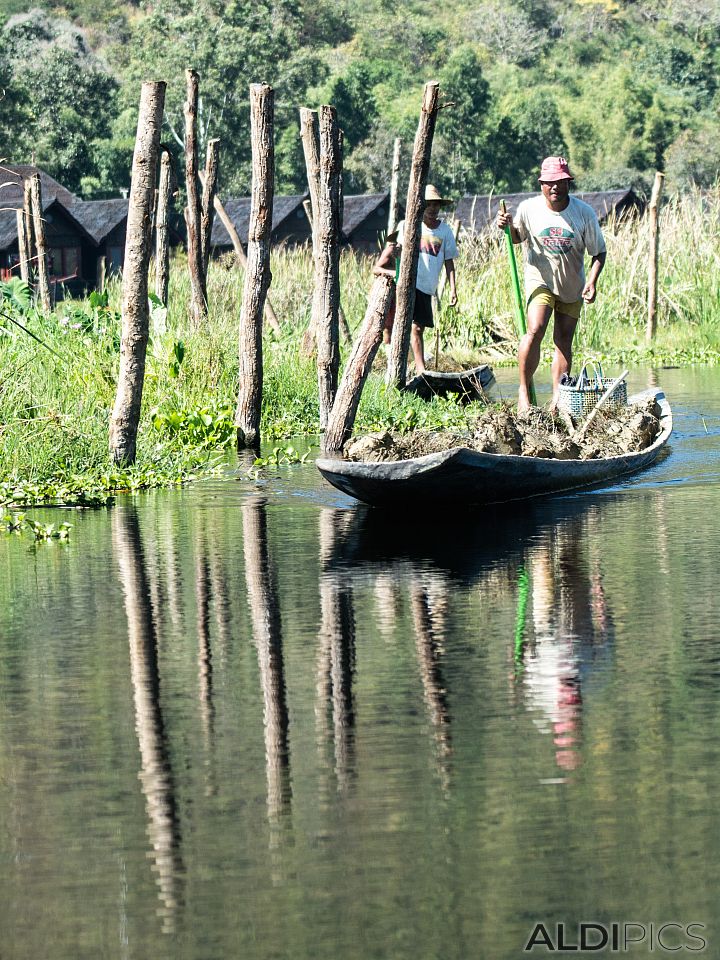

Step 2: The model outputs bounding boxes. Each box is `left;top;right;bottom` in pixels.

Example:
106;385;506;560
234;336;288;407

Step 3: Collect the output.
524;922;707;953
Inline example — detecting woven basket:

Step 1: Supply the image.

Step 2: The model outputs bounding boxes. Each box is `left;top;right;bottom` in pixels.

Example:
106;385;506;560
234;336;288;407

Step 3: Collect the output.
557;359;627;419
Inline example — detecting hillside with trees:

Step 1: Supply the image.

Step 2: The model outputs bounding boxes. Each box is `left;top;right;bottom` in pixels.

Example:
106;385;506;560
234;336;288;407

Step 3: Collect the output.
1;0;719;200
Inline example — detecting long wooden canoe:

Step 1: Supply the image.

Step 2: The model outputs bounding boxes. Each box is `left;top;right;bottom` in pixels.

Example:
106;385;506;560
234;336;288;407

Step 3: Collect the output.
316;389;672;508
402;364;496;403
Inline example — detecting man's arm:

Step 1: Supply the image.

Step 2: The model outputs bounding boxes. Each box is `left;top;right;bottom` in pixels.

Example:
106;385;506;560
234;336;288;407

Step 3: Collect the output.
444;258;457;306
373;244;397;279
496;210;522;244
582;251;606;304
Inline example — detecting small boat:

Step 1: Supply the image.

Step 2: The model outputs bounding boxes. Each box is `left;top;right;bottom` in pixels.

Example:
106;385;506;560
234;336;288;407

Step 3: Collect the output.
316;389;672;508
402;364;496;403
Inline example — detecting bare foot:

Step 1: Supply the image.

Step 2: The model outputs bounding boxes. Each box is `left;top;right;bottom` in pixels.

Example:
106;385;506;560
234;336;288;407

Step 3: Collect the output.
517;391;532;414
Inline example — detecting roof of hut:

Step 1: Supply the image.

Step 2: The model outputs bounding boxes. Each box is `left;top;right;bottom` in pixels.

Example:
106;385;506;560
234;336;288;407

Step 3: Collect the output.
0;164;77;210
0;196;98;250
341;193;389;237
211;195;307;246
454;189;641;235
70;199;129;244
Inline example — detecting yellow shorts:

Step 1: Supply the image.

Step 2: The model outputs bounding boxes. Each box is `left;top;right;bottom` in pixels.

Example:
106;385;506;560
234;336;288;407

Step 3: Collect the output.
528;286;583;320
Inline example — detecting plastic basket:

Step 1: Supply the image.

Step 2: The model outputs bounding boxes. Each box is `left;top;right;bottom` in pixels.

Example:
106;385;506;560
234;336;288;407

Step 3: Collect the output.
557;358;627;419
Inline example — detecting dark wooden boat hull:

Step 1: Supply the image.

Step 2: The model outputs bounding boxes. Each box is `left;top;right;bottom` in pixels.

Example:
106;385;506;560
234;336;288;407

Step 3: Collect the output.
402;364;496;403
316;390;672;508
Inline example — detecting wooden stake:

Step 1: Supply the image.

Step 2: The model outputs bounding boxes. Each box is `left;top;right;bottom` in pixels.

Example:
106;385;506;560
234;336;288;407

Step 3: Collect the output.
200;137;220;281
301;196;351;347
300;108;322;356
155;147;172;305
184;69;207;326
23;180;35;269
316;105;343;430
646;171;665;343
29;174;51;313
235;83;274;450
98;255;106;294
388;137;401;234
323;275;395;452
109;80;166;466
386;81;440;389
15;209;29;282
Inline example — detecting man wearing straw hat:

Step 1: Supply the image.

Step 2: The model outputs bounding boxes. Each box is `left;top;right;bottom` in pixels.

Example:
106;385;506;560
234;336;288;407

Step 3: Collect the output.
496;157;606;412
390;184;458;374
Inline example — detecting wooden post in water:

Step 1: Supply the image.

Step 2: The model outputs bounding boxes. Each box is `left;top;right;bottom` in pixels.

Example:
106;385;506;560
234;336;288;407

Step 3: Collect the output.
302;195;351;347
300;108;322;357
386;81;440;389
323;275;395;453
155;147;173;305
29;174;51;313
184;69;207;326
15;209;29;282
109;80;166;466
200;137;220;283
646;171;665;344
316;105;343;430
235;83;274;450
388;137;402;234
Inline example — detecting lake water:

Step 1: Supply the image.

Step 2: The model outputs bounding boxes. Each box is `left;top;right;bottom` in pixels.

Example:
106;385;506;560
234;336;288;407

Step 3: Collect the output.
1;367;719;959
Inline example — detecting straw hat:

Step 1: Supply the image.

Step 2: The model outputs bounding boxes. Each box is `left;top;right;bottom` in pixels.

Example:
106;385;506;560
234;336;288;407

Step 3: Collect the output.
424;184;452;207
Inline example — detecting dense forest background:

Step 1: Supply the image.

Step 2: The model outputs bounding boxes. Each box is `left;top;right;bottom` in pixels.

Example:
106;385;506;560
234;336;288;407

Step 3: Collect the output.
1;0;719;200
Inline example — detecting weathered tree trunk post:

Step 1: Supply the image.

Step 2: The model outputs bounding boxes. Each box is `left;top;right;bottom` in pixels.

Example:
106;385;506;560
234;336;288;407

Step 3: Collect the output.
388;137;402;234
109;80;166;466
302;196;351;347
200;137;220;282
323;275;395;452
155;147;172;305
98;256;107;293
23;180;35;271
300;108;322;357
184;69;207;326
386;81;440;389
16;209;29;282
200;177;282;335
29;174;51;312
235;83;274;450
316;105;343;429
646;171;665;344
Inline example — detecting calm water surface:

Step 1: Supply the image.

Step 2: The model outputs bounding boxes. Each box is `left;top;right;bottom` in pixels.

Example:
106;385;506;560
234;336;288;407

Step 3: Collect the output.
1;367;719;959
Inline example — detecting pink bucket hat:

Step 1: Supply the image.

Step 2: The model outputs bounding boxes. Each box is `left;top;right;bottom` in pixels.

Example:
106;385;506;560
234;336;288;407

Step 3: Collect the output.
539;156;574;182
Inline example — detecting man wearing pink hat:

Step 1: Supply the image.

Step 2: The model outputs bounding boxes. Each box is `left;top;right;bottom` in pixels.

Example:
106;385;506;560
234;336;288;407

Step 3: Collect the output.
497;156;606;412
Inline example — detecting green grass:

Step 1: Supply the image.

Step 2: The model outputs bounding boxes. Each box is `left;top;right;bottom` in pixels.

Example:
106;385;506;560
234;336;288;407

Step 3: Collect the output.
2;192;720;505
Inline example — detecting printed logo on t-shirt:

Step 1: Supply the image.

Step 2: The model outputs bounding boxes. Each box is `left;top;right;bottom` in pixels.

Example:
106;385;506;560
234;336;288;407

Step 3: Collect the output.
419;234;443;257
537;225;574;254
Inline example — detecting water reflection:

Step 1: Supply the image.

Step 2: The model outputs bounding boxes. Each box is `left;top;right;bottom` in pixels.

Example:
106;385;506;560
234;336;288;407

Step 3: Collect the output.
194;529;216;795
242;497;292;832
112;506;184;934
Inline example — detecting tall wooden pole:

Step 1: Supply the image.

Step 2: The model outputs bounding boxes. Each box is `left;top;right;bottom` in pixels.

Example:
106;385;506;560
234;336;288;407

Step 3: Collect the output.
646;171;665;344
29;174;51;313
316;105;343;430
200;137;220;282
15;209;29;282
155;147;172;305
109;80;166;466
388;137;401;234
301;197;351;346
235;83;274;450
323;275;395;453
386;81;440;389
184;69;206;326
300;108;322;356
23;179;35;273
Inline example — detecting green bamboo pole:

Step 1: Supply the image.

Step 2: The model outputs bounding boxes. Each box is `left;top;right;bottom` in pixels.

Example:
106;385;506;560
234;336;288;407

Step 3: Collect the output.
500;200;537;406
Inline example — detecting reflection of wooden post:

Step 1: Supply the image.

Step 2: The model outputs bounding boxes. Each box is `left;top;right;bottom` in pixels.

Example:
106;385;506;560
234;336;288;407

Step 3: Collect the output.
155;148;172;305
388;137;401;234
113;507;183;933
386;82;440;388
646;171;665;344
109;80;166;466
200;137;220;282
29;173;51;312
323;275;395;452
235;83;275;450
316;105;343;429
16;209;29;282
242;497;291;823
195;544;216;787
411;583;452;785
184;69;207;326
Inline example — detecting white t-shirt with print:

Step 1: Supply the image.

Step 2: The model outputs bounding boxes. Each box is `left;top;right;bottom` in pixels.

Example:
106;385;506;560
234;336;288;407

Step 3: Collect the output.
396;218;458;296
514;195;606;303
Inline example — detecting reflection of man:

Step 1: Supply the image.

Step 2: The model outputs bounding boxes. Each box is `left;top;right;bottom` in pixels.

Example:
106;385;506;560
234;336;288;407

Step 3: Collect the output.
395;184;458;374
496;157;606;412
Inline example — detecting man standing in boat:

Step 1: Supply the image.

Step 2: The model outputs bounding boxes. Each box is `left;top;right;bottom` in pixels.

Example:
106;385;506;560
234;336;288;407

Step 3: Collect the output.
496;157;606;412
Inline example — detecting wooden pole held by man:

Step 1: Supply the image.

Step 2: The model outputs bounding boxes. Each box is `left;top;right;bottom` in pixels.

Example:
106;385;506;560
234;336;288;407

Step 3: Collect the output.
386;81;440;389
109;80;166;465
646;171;665;343
235;83;275;450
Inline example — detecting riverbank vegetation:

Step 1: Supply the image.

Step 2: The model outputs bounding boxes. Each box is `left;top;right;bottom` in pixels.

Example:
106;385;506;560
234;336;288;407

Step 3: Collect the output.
1;193;719;505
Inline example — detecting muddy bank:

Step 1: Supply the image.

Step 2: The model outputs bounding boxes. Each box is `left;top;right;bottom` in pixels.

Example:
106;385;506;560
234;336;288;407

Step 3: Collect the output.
345;398;662;463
